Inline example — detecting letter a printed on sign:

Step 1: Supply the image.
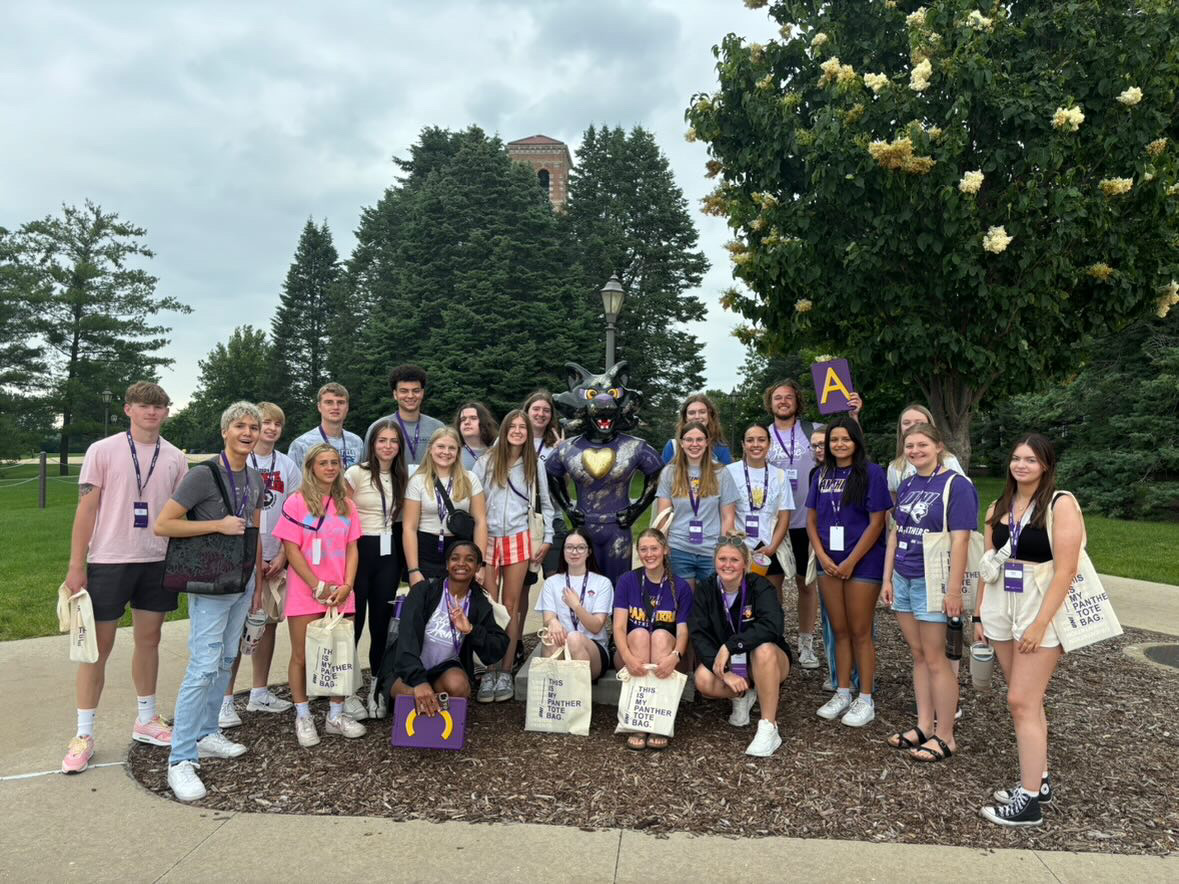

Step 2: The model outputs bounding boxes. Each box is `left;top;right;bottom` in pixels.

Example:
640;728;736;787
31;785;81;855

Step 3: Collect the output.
810;358;856;415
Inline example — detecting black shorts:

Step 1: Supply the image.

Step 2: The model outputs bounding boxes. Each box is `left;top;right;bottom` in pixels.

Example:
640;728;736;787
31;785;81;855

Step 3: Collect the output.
87;561;176;622
425;659;469;688
788;528;811;579
591;640;610;683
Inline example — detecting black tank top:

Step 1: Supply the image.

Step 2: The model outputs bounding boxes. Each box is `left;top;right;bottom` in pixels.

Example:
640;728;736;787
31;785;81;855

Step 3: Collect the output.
991;494;1065;563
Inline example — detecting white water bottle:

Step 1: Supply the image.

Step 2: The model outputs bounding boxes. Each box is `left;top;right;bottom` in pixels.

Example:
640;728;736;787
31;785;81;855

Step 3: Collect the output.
241;610;267;655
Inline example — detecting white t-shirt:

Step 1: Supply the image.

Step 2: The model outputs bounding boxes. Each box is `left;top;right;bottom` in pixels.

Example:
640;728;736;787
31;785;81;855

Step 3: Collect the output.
344;464;396;536
725;460;794;549
887;453;965;495
405;471;483;535
536;571;613;647
250;449;301;561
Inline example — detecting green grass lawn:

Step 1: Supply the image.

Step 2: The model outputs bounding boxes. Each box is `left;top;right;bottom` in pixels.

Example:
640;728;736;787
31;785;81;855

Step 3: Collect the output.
1;466;1174;641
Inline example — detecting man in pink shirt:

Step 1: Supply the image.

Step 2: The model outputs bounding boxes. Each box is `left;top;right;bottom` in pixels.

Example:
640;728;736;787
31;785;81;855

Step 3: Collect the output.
60;382;189;774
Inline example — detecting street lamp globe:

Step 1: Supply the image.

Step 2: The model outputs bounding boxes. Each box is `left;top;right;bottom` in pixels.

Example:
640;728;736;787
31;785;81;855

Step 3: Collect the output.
600;275;625;323
101;389;112;405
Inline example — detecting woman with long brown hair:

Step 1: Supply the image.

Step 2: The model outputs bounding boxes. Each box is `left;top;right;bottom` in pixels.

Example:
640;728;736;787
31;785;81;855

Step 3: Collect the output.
661;394;733;464
454;401;498;469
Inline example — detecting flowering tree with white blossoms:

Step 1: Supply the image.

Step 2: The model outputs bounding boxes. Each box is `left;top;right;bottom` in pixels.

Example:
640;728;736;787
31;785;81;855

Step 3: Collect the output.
688;0;1178;463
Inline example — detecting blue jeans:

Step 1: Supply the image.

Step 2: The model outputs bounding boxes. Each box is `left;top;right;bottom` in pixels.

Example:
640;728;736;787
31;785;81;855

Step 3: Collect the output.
819;592;860;692
891;573;946;623
669;548;714;583
169;582;253;766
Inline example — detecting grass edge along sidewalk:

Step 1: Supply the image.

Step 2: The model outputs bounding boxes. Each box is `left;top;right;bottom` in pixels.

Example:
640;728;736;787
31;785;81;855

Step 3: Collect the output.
1;465;1176;641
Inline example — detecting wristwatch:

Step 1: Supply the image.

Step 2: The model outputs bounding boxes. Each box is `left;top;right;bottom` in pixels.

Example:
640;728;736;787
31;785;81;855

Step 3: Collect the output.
971;615;982;624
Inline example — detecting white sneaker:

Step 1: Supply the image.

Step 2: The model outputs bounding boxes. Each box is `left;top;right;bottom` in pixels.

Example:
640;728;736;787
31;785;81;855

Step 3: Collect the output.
343;694;368;721
325;714;367;738
798;646;820;670
494;671;514;702
728;689;758;727
197;732;247;759
817;693;853;720
295;715;320;748
821;676;836;692
745;719;782;757
841;696;875;727
246;691;293;714
167;760;207;802
477;673;497;704
218;702;242;729
367;681;388;720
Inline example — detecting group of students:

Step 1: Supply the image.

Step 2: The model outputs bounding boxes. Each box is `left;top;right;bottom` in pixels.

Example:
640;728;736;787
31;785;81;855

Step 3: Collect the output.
59;371;1086;828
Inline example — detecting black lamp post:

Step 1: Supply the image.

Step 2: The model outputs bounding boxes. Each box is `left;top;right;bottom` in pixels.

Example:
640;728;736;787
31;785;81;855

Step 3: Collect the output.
101;389;112;437
600;275;626;368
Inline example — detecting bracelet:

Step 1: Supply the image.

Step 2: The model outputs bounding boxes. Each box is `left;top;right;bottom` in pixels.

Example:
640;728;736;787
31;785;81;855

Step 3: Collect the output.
408;568;422;575
971;615;982;623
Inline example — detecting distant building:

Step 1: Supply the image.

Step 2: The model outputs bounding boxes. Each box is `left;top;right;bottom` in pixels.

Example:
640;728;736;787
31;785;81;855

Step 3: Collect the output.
507;135;573;211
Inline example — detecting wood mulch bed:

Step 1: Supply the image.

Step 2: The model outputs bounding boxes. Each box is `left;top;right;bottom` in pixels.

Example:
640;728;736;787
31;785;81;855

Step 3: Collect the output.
128;617;1178;855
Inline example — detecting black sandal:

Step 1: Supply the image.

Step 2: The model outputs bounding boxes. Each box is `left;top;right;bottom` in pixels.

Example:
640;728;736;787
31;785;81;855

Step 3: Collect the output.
887;727;927;750
910;736;954;763
625;733;648;751
646;734;669;751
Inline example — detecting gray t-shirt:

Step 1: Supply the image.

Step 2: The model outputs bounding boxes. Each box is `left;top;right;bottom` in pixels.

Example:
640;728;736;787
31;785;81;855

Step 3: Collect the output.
366;413;445;470
656;465;740;554
287;426;364;472
419;591;461;671
171;458;265;526
767;421;819;530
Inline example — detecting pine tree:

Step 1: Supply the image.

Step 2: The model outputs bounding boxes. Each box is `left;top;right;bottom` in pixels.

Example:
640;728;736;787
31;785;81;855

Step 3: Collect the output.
269;219;342;431
0;226;51;456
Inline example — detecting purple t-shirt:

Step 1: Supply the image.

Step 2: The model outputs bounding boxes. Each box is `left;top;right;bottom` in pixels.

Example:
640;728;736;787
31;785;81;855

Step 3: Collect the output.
893;470;980;579
614;569;693;633
805;462;892;580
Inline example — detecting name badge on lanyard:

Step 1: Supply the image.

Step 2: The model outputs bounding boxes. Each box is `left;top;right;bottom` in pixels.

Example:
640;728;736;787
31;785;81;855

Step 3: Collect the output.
312;538;323;565
133;501;149;528
688;477;703;544
380;532;392;557
785;468;798;491
744;513;761;536
829;525;845;552
730;653;748;678
1004;563;1025;593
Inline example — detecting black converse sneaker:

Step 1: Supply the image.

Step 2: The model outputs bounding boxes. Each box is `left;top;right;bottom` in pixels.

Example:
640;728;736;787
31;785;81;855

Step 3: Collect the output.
980;789;1043;827
993;774;1053;807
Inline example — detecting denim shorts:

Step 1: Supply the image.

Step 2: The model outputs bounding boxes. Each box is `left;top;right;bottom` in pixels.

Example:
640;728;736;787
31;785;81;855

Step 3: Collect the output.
669;548;715;583
890;573;946;624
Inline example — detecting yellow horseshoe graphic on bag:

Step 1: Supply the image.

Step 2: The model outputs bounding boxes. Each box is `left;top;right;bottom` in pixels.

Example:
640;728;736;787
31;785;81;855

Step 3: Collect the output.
404;691;454;740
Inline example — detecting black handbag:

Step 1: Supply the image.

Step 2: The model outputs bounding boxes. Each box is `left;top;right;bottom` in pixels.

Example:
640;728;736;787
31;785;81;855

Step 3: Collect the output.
434;478;476;542
162;461;259;595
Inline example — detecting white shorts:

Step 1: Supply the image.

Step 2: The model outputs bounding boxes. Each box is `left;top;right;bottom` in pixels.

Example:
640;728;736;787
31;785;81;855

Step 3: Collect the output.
980;562;1061;648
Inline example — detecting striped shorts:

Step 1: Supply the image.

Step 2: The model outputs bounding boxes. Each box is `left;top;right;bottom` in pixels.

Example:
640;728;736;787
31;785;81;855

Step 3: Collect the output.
490;530;533;567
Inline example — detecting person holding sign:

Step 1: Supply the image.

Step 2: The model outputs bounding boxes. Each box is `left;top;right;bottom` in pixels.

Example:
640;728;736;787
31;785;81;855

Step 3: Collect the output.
725;424;793;594
473;410;555;702
661;394;733;465
806;416;891;728
344;418;409;718
384;540;509;716
536;529;613;680
612;528;693;749
272;443;366;748
689;537;792;756
402;427;488;582
654;421;739;587
882;423;978;762
976;435;1083;827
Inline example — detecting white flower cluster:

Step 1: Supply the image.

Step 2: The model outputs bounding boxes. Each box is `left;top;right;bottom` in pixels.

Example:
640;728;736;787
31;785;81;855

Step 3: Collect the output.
868;137;935;174
907;7;927;28
685;128;698;143
811;32;829;50
864;72;890;94
983;226;1013;254
813;354;835;363
958;170;984;194
1088;263;1114;281
1147;138;1167;157
967;10;994;31
1099;177;1133;197
910;59;932;92
1158;280;1179;319
819;56;857;87
1052;106;1085;132
795;299;813;314
1117;86;1143;107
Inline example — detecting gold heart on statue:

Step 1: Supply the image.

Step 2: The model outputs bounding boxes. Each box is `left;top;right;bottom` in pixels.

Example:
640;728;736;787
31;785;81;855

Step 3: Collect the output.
581;447;616;479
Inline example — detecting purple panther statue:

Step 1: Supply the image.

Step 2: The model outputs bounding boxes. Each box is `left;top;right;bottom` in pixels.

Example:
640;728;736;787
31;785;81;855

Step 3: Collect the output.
546;361;664;585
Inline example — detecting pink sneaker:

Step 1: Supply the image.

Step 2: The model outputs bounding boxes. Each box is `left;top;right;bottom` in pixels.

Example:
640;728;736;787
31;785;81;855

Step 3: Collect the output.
131;715;172;746
62;735;95;774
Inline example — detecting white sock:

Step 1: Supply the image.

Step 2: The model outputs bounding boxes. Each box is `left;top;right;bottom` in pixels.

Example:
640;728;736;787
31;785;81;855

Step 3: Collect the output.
1042;771;1050;780
295;702;311;720
249;687;269;703
799;632;813;650
1019;786;1039;799
836;687;852;701
328;701;344;720
858;693;873;706
136;695;156;725
77;708;96;738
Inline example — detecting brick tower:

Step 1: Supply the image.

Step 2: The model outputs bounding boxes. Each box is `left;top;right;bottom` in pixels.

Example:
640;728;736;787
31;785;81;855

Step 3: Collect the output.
507;135;573;211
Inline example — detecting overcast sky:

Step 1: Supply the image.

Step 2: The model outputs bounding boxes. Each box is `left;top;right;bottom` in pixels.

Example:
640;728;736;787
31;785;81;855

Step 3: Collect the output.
3;1;779;408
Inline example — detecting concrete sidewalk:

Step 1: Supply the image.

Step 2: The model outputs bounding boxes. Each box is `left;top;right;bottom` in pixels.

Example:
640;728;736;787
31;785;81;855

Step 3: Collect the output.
2;576;1175;883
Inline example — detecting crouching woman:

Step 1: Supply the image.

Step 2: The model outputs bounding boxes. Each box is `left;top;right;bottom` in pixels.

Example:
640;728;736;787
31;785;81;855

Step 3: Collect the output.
690;536;792;757
381;540;509;716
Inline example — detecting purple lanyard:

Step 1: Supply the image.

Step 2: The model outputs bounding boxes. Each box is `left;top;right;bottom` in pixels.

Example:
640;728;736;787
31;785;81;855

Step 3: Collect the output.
1009;499;1028;553
720;577;748;634
535;437;545;455
397;415;421;462
828;467;846;526
443;580;471;654
464;443;480;463
772;423;797;466
687;475;702;516
506;474;530;503
127;432;160;498
250;451;276;474
898;467;940;530
436;477;453;553
566;572;589;629
742;461;767;512
642;573;672;628
220;452;248;517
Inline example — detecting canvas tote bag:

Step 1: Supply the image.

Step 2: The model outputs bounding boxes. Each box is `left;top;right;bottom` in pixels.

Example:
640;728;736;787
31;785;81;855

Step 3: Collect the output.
56;583;99;664
525;643;593;736
305;606;358;697
615;664;687;737
922;474;985;614
1033;491;1123;652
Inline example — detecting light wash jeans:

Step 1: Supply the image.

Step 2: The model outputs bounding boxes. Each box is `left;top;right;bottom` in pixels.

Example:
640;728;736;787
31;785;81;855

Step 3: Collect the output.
169;580;254;766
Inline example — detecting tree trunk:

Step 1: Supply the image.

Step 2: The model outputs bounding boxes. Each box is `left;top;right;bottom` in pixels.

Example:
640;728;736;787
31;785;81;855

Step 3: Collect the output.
927;374;978;473
58;418;70;476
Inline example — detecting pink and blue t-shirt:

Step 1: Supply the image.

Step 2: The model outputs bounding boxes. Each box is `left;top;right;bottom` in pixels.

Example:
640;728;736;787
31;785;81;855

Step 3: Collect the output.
893;470;980;579
272;492;362;617
805;462;892;580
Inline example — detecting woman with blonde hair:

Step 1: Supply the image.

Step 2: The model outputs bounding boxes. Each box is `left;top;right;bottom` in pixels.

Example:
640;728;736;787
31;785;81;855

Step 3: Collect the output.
272;443;366;747
661;394;733;465
887;404;964;502
402;427;488;583
654;421;739;587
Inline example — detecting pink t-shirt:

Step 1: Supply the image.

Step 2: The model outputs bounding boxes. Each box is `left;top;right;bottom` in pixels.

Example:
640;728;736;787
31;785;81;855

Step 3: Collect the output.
78;433;189;563
272;492;361;611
